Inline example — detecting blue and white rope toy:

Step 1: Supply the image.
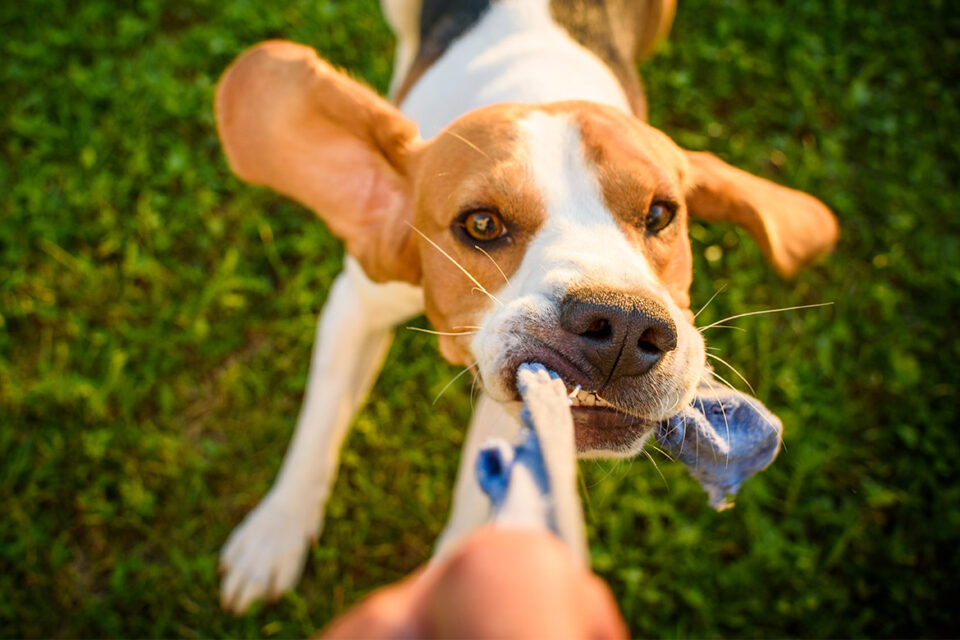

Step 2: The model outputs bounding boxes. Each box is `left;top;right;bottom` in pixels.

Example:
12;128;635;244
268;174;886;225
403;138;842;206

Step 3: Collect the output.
656;378;783;510
476;363;588;560
475;364;784;552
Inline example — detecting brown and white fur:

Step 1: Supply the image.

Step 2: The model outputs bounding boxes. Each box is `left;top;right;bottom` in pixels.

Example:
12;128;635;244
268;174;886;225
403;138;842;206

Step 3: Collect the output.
215;0;838;613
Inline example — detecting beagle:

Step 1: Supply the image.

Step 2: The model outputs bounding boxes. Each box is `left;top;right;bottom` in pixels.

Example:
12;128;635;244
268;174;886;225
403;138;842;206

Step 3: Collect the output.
216;0;838;613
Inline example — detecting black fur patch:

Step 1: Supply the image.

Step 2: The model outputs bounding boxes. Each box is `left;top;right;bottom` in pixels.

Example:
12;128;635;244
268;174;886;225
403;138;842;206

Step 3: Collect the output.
550;0;662;118
393;0;491;103
419;0;490;43
396;0;666;118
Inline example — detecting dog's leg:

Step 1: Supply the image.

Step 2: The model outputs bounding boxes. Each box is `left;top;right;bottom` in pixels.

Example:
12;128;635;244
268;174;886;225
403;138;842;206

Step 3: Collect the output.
220;257;422;614
432;392;522;561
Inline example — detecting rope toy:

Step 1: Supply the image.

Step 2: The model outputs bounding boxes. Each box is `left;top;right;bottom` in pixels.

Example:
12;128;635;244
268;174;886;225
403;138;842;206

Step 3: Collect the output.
657;378;783;510
476;365;784;552
476;363;588;560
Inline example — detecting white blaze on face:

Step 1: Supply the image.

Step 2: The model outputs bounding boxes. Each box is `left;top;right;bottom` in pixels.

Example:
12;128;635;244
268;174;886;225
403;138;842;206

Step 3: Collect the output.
471;111;702;426
513;111;660;290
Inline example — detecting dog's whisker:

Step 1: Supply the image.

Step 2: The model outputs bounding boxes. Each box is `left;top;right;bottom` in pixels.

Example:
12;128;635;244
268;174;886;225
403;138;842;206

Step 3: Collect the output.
589;458;621;488
454;324;507;335
469;367;481;412
669;387;686;415
695;395;710;463
704;368;736;392
698;301;834;332
406;223;503;306
433;362;477;405
474;245;510;285
577;466;596;524
698;324;747;333
753;402;785;445
704;361;782;448
442;130;489;158
674;406;687;458
406;326;479;337
642;448;669;488
694;414;701;464
703;380;732;468
647;442;675;463
707;369;783;445
676;408;687;457
693;283;728;319
706;352;757;396
660;421;681;444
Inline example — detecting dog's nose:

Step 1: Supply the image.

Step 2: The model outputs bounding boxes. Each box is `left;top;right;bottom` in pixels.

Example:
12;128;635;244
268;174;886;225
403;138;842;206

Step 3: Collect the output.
560;291;677;382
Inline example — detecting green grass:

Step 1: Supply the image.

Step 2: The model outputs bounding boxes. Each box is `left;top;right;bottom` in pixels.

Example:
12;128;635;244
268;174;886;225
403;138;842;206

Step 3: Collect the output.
2;0;958;636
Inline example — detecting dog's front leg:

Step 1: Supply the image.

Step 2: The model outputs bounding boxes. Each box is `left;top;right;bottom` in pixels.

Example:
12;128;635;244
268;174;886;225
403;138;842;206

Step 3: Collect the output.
432;392;522;562
220;258;422;614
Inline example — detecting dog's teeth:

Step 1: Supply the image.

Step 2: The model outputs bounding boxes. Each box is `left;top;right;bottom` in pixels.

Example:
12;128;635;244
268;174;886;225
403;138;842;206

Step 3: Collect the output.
567;387;616;410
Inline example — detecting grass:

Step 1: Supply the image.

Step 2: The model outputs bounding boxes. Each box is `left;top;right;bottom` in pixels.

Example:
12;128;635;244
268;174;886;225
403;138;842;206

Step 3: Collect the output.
1;0;958;636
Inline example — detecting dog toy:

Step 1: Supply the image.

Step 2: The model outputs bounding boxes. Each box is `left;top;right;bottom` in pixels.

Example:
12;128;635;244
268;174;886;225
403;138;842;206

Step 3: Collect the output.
477;365;783;540
475;363;588;560
656;378;783;510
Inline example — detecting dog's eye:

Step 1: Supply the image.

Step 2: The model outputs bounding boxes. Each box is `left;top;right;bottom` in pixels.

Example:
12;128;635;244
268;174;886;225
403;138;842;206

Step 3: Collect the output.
463;211;506;242
645;202;676;234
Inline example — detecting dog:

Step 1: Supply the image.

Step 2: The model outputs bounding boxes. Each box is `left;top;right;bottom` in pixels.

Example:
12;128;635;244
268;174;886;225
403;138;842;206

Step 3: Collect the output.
215;0;838;613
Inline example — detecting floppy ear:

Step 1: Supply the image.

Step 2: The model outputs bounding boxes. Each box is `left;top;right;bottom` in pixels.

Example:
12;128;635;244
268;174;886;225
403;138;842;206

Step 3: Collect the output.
684;151;838;278
216;41;423;284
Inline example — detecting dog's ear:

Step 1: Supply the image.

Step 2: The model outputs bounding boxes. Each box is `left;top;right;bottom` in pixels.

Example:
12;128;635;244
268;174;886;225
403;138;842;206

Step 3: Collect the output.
216;41;423;284
684;151;838;278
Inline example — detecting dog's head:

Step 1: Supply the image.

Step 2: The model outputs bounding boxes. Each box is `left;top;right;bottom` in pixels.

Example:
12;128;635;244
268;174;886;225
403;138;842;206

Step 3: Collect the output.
217;42;837;457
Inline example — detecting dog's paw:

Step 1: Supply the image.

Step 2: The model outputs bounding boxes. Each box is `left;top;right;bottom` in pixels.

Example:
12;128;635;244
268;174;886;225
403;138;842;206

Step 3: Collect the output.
219;492;319;614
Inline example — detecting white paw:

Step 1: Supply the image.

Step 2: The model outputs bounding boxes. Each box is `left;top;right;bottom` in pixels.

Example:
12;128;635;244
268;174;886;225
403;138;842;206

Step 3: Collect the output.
219;492;320;614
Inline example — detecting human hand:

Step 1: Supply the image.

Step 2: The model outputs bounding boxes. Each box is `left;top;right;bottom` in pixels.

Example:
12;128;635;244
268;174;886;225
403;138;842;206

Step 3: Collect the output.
321;527;627;639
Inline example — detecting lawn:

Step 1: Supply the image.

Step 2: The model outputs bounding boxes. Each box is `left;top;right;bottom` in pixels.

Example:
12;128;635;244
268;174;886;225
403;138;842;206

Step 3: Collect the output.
2;0;958;637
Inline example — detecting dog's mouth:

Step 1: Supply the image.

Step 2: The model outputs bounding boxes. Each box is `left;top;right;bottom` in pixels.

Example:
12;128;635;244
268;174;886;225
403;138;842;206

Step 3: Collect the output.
502;357;657;456
479;322;698;457
564;386;656;454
